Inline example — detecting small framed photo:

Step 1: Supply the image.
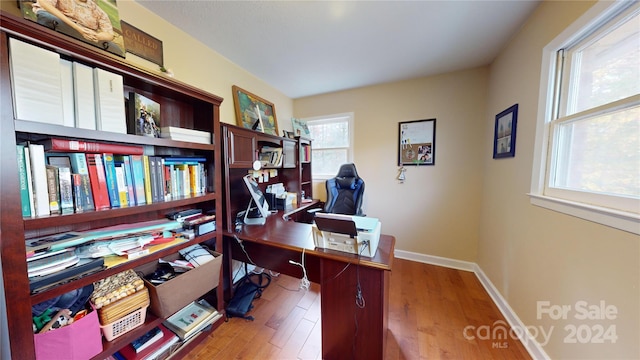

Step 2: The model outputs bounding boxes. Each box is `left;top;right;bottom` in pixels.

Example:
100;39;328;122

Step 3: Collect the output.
493;104;518;159
398;119;436;166
283;130;295;139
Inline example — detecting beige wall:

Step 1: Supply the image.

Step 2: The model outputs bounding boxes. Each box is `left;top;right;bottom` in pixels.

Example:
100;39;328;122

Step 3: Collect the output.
295;67;488;261
296;1;639;359
0;0;294;129
4;0;637;358
479;1;639;358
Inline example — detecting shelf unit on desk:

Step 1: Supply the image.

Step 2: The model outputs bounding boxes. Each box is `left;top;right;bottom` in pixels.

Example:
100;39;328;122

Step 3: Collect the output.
0;12;224;359
221;124;316;233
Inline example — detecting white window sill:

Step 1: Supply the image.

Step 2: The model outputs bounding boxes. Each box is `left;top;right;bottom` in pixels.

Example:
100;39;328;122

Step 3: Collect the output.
528;194;640;235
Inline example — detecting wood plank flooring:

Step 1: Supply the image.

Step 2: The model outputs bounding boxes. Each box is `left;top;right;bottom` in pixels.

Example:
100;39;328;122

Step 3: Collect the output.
182;258;531;359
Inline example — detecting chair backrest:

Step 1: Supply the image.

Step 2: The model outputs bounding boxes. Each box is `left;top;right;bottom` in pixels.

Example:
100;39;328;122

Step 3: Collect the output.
324;163;365;216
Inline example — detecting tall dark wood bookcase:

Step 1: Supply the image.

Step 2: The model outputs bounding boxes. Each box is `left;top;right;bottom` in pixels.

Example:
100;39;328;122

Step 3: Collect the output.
0;12;224;359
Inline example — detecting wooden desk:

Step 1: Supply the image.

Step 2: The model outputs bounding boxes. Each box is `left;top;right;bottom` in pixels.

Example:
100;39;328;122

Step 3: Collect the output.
223;211;395;360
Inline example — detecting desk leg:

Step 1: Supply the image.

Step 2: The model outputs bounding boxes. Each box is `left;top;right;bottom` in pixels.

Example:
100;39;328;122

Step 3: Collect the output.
320;258;389;360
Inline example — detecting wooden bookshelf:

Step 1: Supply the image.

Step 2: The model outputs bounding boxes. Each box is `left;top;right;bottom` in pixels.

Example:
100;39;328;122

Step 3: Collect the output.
0;11;224;359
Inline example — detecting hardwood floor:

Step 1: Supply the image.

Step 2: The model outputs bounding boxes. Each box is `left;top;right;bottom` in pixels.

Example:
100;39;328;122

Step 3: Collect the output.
183;258;532;359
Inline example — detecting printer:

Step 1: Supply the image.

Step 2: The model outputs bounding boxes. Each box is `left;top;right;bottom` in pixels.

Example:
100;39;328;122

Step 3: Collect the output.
312;213;381;257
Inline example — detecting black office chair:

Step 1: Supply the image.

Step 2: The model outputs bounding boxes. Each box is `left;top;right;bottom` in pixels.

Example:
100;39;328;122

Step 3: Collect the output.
323;163;365;216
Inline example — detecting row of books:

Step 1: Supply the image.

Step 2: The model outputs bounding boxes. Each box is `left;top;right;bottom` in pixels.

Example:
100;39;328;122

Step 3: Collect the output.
300;143;311;162
17;139;208;218
109;300;220;360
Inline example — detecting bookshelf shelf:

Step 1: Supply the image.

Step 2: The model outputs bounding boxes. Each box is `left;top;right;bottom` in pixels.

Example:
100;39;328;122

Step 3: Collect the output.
0;11;224;360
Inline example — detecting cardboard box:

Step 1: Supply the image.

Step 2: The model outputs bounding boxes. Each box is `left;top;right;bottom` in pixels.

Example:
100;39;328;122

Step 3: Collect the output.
136;249;222;318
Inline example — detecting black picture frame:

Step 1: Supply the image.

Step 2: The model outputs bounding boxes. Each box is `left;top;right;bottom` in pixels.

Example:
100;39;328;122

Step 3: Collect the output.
398;119;436;166
493;104;518;159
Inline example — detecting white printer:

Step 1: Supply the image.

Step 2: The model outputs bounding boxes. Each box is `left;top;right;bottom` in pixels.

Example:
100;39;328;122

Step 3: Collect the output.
312;213;381;257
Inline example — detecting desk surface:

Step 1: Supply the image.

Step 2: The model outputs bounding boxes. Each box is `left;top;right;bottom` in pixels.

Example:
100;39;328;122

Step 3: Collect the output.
224;210;395;272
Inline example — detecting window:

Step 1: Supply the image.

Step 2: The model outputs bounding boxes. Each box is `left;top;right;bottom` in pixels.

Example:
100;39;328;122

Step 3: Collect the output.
303;113;354;180
531;1;639;234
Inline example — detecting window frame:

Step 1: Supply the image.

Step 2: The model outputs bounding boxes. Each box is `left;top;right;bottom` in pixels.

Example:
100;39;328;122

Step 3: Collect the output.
530;0;640;235
301;112;354;181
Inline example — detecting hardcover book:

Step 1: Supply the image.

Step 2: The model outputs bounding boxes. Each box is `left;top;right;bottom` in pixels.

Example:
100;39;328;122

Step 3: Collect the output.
45;165;61;214
16;145;31;217
117;324;178;360
72;174;84;213
114;155;136;207
130;326;162;353
129;92;160;138
163;300;220;340
28;143;51;217
41;138;144;155
102;153;121;208
142;155;153;204
23;146;36;218
86;154;110;210
80;174;95;211
129;155;147;206
57;166;74;215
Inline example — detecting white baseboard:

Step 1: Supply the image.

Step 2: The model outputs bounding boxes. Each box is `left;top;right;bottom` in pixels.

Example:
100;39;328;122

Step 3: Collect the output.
394;249;476;272
394;250;550;360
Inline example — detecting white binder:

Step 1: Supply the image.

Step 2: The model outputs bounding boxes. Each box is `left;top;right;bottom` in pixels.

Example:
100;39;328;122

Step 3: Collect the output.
94;68;127;134
9;38;64;125
59;59;75;127
73;62;98;130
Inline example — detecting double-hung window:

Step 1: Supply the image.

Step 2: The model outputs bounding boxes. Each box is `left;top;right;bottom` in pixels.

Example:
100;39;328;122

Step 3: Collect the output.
531;1;639;234
303;113;354;180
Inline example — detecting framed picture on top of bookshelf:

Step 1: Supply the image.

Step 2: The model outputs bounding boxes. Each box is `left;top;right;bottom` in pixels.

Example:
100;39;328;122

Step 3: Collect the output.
18;0;127;57
232;85;279;136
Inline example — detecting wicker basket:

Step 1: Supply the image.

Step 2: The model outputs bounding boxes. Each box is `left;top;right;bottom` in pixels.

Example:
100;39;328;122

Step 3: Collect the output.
100;305;148;341
98;287;150;325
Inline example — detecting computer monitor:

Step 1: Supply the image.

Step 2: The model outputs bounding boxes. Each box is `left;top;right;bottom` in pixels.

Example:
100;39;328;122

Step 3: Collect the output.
242;175;270;225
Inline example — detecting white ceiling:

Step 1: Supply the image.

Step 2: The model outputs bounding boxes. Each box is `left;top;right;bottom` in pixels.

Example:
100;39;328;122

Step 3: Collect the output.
137;1;540;99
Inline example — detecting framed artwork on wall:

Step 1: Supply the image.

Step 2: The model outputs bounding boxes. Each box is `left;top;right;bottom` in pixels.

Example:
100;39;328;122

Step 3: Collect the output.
398;119;436;166
19;0;126;57
232;85;279;136
493;104;518;159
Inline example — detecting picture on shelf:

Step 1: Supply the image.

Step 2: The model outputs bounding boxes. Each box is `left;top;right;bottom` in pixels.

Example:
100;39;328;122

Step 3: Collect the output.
129;92;161;138
18;0;127;58
232;85;279;136
291;118;311;137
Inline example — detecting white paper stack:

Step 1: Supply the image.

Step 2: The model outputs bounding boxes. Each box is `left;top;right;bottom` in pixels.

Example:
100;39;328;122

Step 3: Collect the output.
160;127;211;144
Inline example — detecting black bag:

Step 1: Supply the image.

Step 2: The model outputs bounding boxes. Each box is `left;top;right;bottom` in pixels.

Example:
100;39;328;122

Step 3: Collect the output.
226;272;271;321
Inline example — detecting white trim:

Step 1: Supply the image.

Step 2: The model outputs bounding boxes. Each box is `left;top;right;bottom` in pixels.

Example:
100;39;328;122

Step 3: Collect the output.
394;250;550;360
473;265;551;360
531;0;640;234
394;250;476;272
529;193;640;235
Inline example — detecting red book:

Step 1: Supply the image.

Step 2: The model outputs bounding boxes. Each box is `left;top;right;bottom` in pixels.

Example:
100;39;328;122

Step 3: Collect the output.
86;154;111;210
40;138;144;155
117;324;178;360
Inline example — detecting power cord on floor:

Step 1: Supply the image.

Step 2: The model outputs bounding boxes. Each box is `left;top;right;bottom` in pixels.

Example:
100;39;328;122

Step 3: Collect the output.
288;248;310;291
